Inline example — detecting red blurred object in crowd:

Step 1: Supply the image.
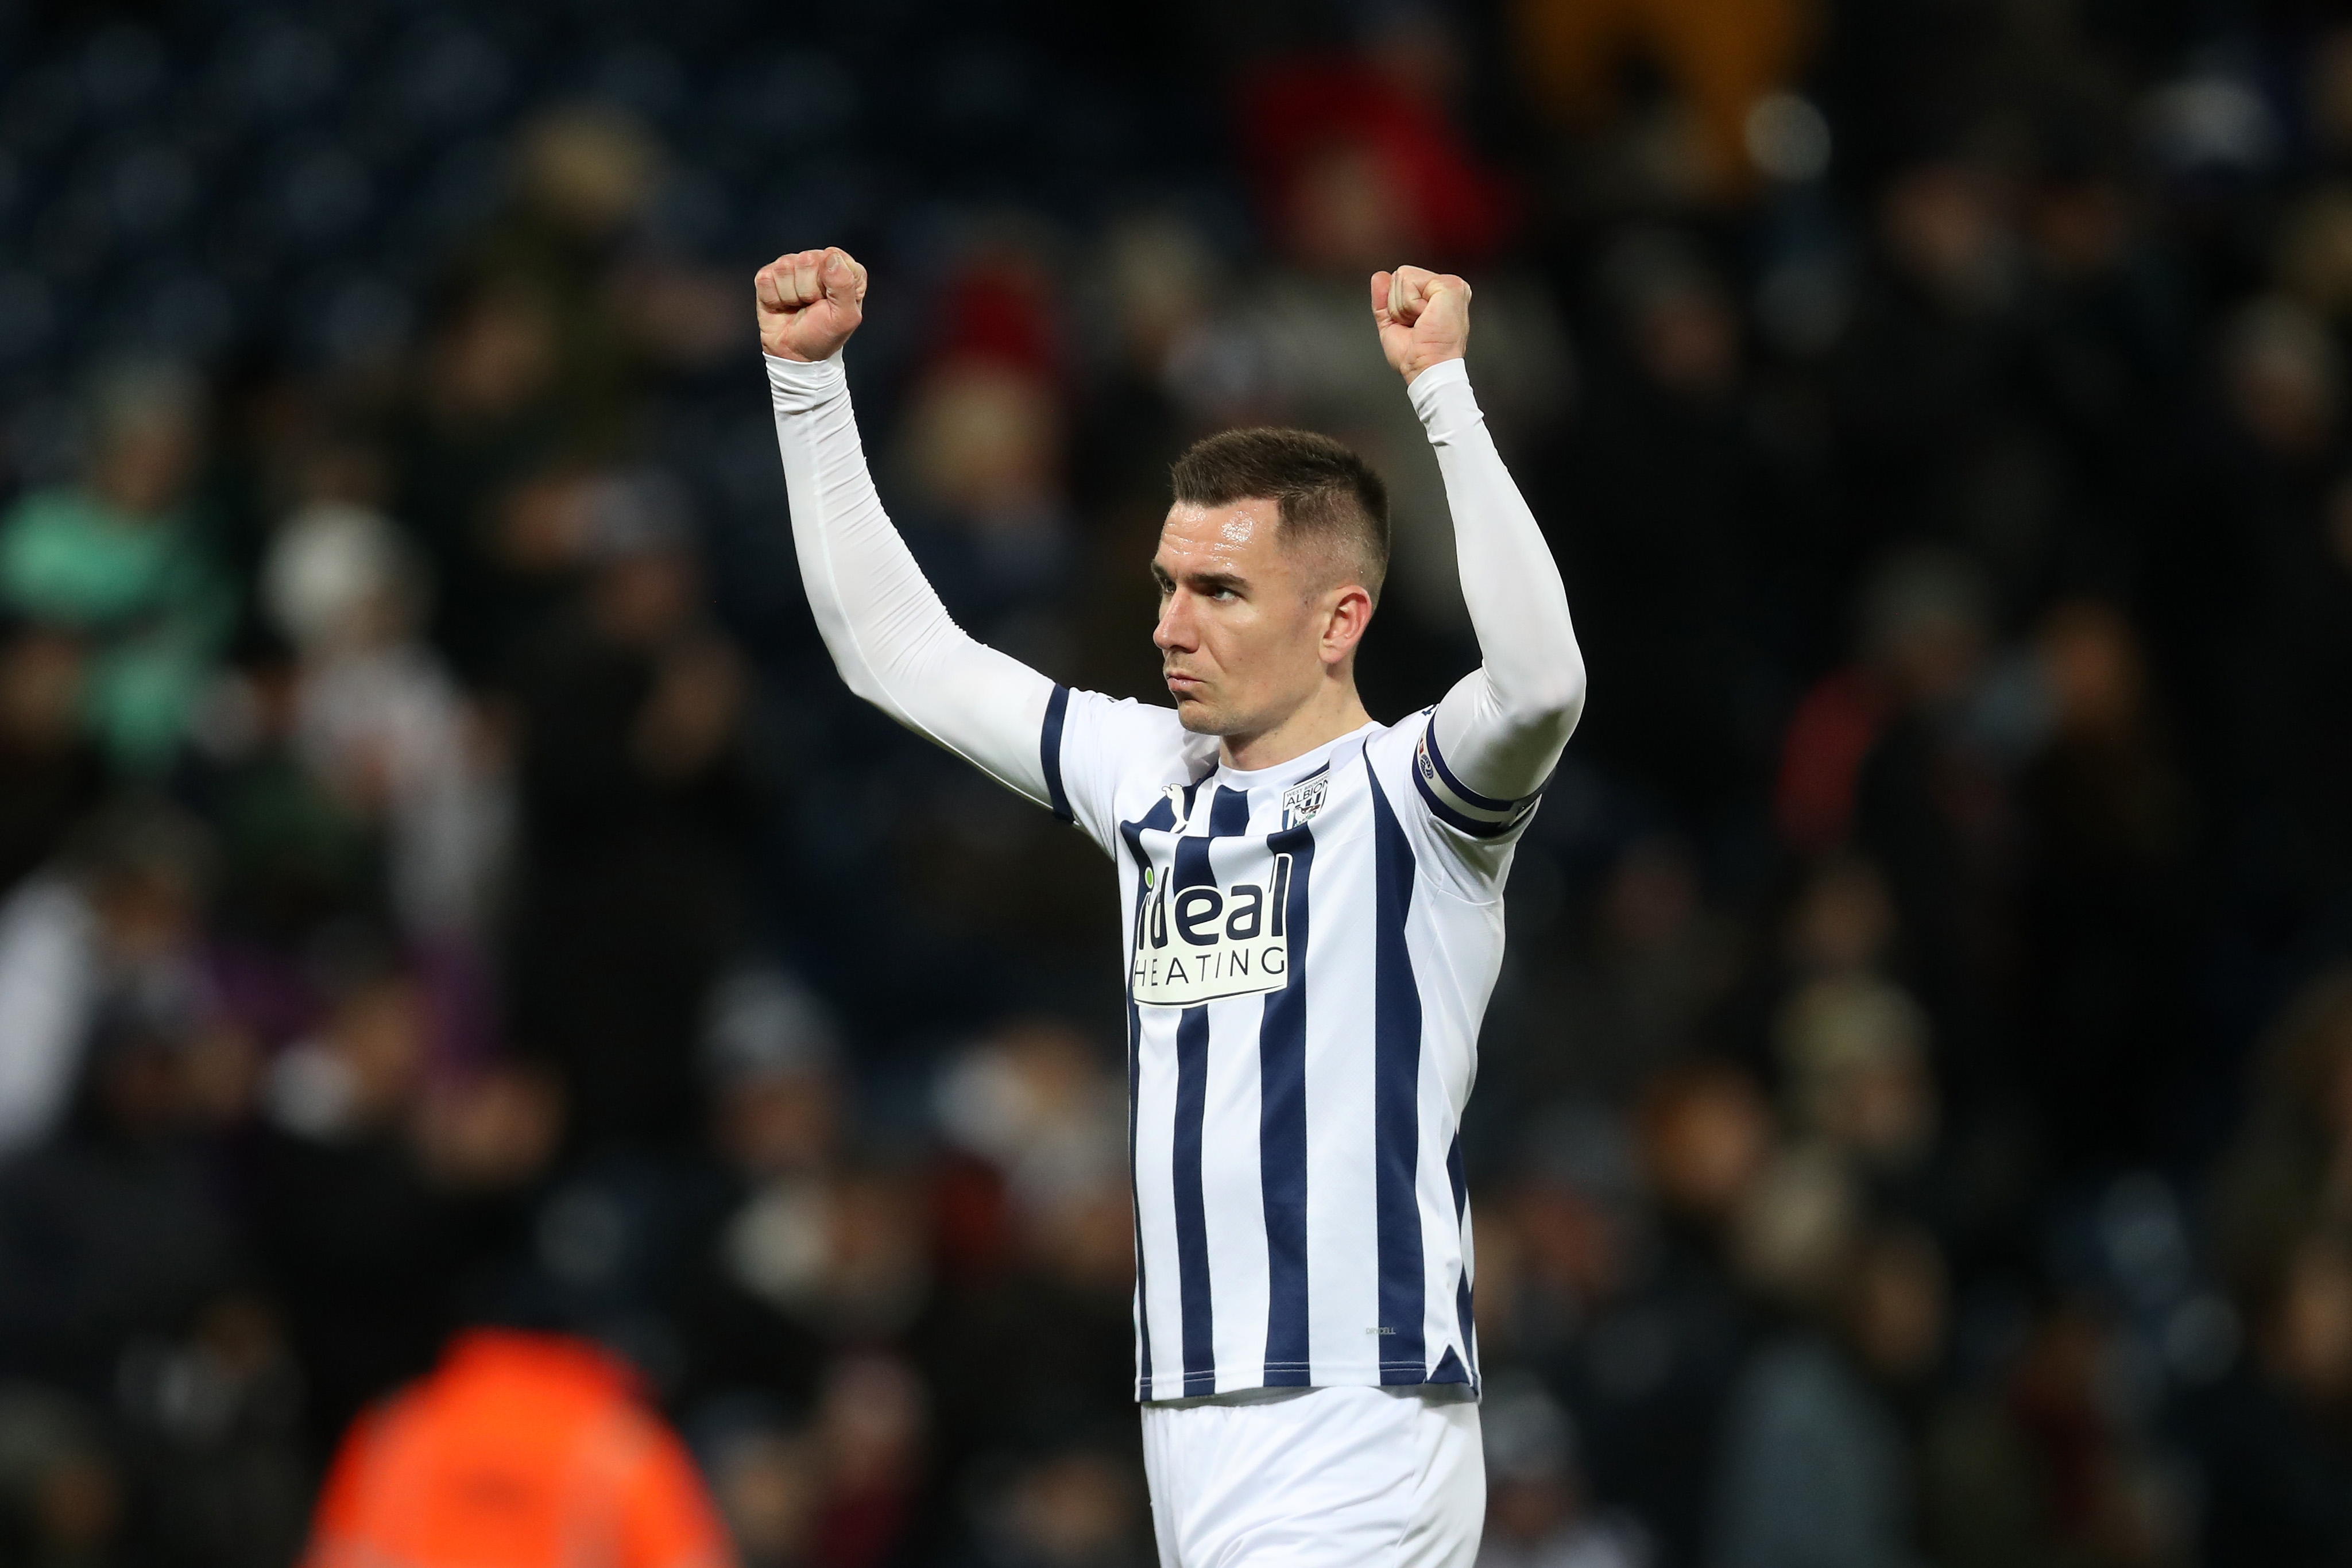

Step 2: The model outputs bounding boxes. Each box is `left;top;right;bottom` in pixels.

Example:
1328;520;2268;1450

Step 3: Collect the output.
1774;668;1886;856
1238;53;1519;265
929;1147;1016;1283
928;259;1063;381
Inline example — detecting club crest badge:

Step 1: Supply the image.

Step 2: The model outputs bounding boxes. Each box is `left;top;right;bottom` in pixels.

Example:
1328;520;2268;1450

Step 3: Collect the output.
1280;774;1329;823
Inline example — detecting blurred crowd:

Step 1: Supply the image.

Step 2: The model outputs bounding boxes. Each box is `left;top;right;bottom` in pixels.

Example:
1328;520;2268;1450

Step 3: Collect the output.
2;0;2352;1566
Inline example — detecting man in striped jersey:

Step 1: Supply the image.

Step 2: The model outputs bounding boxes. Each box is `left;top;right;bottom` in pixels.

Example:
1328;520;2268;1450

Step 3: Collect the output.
759;245;1585;1568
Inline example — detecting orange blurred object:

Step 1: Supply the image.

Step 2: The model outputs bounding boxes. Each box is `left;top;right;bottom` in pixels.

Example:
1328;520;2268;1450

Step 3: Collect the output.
1515;0;1816;199
303;1330;735;1568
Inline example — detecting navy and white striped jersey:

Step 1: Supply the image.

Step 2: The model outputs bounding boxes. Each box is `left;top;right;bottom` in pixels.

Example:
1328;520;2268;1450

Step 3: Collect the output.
1043;686;1538;1401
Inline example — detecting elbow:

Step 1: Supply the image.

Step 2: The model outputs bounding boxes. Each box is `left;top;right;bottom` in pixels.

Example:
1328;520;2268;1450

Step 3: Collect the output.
1478;655;1584;762
1519;652;1588;741
841;663;908;725
1560;655;1589;736
814;634;895;718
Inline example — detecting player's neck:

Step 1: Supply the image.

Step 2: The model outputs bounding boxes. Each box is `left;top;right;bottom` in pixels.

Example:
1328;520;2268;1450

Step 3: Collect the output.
1218;682;1373;773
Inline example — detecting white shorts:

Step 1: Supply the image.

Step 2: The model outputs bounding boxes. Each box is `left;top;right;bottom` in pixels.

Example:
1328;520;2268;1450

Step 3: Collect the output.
1140;1386;1484;1568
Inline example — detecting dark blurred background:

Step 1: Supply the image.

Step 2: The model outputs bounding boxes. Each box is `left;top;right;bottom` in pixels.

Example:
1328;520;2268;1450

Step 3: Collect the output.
1;0;2351;1563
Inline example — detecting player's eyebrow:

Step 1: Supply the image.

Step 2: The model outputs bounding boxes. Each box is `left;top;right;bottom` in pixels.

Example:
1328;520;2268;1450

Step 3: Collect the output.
1152;562;1249;597
1189;568;1247;596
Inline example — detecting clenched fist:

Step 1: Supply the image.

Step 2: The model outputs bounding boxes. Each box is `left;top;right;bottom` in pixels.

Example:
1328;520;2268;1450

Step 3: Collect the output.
1371;265;1471;384
755;247;869;362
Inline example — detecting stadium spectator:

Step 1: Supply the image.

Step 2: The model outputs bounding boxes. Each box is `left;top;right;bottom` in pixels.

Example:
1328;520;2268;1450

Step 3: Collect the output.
0;621;106;898
0;364;233;775
1708;1224;1945;1568
505;478;765;1152
301;1328;733;1568
1476;1374;1652;1568
0;799;216;1162
2176;1230;2352;1566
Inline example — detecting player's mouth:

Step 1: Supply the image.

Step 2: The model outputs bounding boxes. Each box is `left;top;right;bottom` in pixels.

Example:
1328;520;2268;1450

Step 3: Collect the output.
1164;671;1205;699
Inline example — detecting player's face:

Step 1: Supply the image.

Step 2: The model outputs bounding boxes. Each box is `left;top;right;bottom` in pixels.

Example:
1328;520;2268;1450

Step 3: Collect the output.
1151;499;1336;738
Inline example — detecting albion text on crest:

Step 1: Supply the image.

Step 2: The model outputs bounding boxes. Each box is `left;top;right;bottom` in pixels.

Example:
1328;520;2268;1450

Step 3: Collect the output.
1281;775;1329;823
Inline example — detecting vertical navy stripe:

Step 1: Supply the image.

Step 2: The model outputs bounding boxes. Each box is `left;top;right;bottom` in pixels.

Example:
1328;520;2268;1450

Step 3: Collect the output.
1258;817;1315;1385
1119;796;1175;1398
1367;768;1427;1381
1446;1133;1476;1389
1127;981;1151;1401
1202;783;1252;838
1170;1007;1214;1395
1040;684;1072;823
1170;785;1252;1396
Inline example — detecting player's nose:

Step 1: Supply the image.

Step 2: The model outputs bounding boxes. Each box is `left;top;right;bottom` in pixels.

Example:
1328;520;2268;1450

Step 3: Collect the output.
1153;591;1192;651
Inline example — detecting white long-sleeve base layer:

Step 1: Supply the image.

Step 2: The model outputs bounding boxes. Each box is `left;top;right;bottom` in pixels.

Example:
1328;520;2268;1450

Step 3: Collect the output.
771;347;1585;1412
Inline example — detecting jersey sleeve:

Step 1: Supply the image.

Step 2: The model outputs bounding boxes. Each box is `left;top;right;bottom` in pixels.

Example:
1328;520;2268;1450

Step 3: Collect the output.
1043;685;1206;858
1368;706;1543;901
770;351;1061;807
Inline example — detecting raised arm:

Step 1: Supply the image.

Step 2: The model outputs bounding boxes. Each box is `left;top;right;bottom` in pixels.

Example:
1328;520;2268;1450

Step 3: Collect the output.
1372;266;1587;812
759;247;1058;806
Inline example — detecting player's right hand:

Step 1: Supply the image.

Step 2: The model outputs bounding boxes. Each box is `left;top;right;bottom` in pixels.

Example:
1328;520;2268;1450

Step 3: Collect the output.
756;246;868;362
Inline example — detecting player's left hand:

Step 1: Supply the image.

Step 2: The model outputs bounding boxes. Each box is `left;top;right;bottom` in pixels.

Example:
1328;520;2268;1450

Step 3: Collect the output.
1371;265;1471;384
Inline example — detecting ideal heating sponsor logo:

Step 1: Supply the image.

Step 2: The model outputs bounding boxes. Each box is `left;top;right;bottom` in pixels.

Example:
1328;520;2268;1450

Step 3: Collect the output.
1131;854;1295;1007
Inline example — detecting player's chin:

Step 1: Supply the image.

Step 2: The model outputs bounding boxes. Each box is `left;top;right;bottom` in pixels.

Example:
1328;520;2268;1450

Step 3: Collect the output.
1170;692;1224;734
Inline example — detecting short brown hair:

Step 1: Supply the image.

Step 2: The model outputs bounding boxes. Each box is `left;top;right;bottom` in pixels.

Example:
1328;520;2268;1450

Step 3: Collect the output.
1169;428;1391;601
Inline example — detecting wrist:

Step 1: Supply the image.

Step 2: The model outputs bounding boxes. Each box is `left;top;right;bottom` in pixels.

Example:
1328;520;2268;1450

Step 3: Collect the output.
1402;350;1467;386
765;348;845;370
1406;356;1477;439
765;350;848;407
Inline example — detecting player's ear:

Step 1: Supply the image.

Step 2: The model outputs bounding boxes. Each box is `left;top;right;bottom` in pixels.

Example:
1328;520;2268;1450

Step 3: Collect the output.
1320;582;1374;666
